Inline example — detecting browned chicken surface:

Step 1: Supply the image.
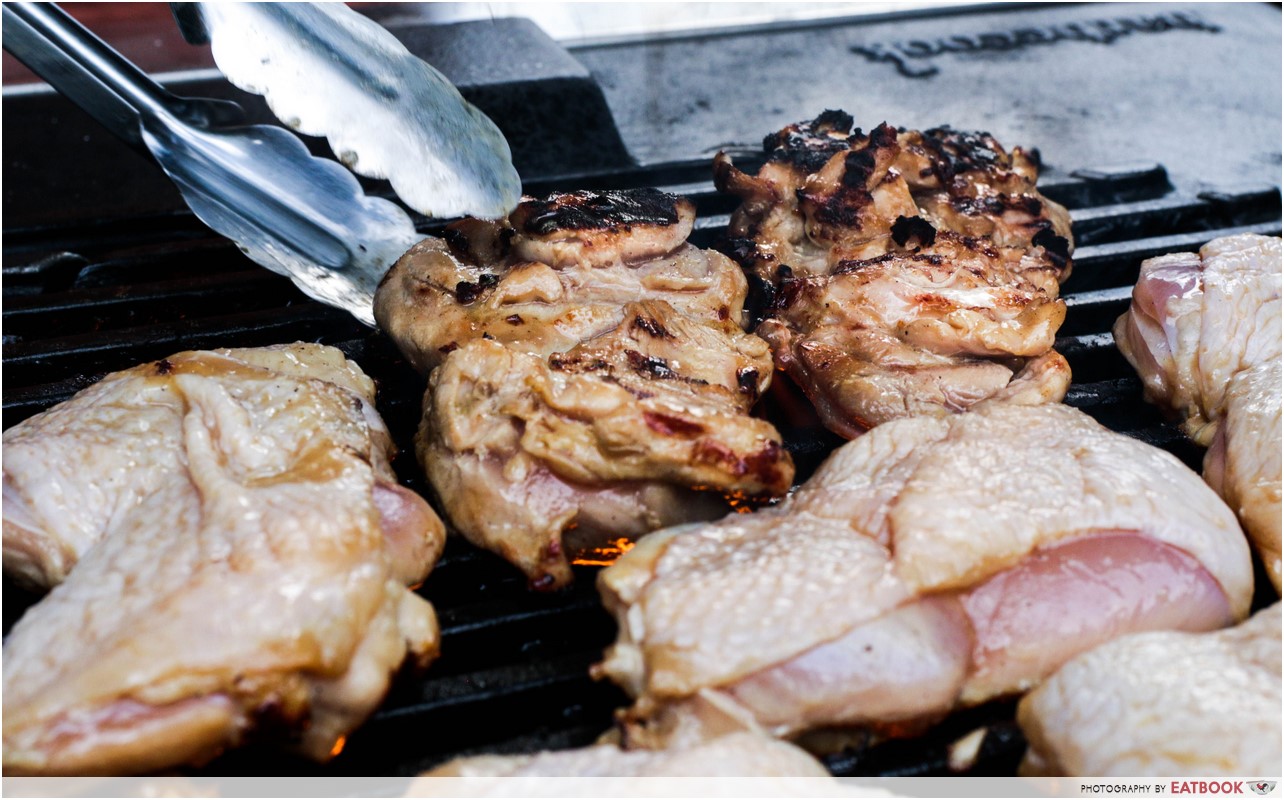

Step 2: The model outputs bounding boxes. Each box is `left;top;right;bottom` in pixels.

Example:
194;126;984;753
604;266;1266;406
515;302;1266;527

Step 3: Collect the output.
593;402;1252;752
715;111;1073;436
2;344;445;775
1114;233;1282;590
375;189;794;588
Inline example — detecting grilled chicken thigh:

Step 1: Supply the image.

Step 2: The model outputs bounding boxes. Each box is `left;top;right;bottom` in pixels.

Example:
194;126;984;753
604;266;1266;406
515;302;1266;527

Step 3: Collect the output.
715;111;1073;435
2;344;445;775
593;402;1252;750
1018;603;1281;777
1114;233;1282;589
375;189;793;587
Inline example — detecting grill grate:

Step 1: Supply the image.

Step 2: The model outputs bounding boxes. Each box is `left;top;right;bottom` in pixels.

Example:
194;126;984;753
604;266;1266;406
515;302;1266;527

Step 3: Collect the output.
2;157;1280;777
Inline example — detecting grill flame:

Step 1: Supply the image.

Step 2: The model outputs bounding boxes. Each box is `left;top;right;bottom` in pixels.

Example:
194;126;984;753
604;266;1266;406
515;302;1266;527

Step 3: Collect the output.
572;537;636;567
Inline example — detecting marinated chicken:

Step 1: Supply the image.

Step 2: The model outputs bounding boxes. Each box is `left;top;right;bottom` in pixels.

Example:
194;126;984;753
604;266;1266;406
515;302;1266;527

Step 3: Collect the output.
593;402;1252;750
1018;603;1281;777
421;731;833;779
715;111;1073;435
2;344;445;775
375;189;793;588
1114;233;1282;589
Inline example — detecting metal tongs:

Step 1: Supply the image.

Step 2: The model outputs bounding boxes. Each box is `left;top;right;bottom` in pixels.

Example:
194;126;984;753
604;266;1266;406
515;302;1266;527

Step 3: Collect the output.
2;3;523;325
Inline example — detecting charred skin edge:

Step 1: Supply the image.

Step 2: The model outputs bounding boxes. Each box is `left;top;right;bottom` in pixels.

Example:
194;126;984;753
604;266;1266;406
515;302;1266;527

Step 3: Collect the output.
800;124;901;230
422;188;697;306
442;218;515;267
715;111;1074;437
763;109;861;174
510;188;685;236
890;215;938;248
906;125;1009;184
1031;226;1073;274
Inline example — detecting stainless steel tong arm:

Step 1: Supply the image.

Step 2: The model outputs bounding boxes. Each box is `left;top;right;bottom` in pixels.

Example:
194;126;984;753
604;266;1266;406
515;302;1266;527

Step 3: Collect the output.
2;2;424;326
2;2;242;144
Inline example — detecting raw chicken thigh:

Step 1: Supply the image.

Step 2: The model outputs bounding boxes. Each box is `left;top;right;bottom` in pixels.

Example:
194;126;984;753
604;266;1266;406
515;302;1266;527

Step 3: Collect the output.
1114;233;1282;589
2;344;445;775
1204;361;1282;589
423;731;832;778
594;402;1252;749
1114;233;1281;444
1018;603;1281;777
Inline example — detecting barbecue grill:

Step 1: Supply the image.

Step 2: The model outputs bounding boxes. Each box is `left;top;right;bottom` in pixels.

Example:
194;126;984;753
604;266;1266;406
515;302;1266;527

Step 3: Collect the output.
3;1;1280;780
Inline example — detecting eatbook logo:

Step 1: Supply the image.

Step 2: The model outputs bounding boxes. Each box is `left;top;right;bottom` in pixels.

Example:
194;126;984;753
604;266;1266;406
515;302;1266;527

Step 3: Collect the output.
850;12;1222;78
1250;782;1276;796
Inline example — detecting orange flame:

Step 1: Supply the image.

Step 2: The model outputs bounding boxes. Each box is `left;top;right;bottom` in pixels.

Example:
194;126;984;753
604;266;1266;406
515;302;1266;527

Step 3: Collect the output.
329;736;347;758
572;537;637;567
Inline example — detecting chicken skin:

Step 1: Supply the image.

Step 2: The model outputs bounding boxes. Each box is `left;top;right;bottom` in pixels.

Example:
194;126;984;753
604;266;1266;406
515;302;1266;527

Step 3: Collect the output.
2;344;445;775
1114;233;1282;589
593;402;1252;750
715;111;1073;436
1018;603;1281;777
421;731;833;779
1114;234;1281;444
375;189;793;588
1204;362;1282;589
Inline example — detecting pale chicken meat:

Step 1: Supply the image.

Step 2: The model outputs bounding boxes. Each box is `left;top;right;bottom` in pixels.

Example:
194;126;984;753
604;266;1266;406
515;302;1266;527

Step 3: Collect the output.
714;111;1073;436
1114;233;1281;444
1018;603;1281;777
375;189;793;588
1205;362;1282;589
1114;233;1282;589
421;731;833;779
593;402;1252;750
2;344;446;775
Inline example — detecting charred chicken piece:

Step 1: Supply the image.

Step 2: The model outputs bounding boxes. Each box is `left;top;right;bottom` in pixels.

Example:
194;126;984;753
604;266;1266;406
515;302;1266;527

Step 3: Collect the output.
593;402;1252;752
1018;603;1281;777
759;233;1070;434
375;189;793;588
375;192;746;375
1;344;445;775
715;111;1074;437
894;126;1073;266
1114;233;1282;590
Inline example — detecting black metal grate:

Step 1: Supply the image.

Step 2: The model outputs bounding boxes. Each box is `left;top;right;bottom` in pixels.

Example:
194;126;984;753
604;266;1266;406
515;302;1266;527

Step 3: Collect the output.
2;156;1280;777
